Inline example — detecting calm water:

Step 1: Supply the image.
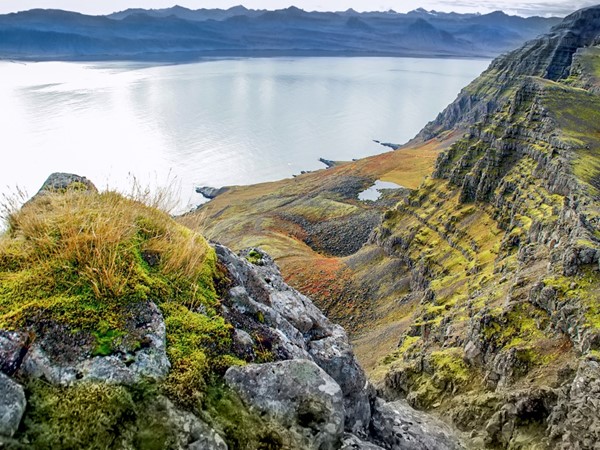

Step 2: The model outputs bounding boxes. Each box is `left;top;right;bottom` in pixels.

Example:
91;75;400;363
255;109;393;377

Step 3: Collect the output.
358;180;404;202
0;57;489;210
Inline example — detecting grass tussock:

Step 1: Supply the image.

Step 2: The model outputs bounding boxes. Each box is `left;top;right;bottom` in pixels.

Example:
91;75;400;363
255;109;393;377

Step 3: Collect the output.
0;187;247;408
0;189;216;328
0;184;286;448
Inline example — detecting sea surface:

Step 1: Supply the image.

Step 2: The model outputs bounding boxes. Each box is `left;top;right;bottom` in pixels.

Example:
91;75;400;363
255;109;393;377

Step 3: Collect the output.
0;57;490;211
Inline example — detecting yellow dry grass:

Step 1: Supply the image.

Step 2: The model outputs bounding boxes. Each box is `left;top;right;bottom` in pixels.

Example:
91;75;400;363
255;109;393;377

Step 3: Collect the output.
2;189;212;301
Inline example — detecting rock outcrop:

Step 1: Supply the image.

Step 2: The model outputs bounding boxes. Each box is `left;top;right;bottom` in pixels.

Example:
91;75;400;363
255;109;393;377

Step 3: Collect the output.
195;186;228;200
225;360;345;450
217;245;463;448
35;172;97;196
0;372;25;438
216;245;373;434
371;400;463;450
14;300;171;386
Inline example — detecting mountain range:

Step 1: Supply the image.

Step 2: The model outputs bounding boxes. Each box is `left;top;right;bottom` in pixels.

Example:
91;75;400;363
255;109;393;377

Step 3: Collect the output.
0;6;561;61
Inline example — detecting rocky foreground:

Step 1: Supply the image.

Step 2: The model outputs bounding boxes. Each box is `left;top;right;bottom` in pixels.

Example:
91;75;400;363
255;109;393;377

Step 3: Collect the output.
0;173;465;449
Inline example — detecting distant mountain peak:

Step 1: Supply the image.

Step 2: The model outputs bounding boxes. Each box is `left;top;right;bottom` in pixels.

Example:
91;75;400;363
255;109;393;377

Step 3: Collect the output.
409;18;436;30
284;5;304;13
228;5;249;11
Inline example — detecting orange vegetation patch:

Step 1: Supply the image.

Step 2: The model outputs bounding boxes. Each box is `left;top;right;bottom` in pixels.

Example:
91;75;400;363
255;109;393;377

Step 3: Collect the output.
280;255;357;319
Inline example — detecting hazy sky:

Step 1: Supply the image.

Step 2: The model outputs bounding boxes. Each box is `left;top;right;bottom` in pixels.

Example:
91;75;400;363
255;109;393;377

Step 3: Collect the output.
0;0;594;17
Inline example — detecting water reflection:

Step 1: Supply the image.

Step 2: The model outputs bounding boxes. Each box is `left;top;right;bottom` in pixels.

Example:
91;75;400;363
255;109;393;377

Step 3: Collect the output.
0;57;489;210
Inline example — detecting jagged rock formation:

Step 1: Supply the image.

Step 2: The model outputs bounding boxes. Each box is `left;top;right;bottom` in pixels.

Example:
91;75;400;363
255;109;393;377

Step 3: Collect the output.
216;244;464;449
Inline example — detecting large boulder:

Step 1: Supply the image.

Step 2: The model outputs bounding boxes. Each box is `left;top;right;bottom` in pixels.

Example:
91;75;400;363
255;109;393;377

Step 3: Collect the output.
224;360;345;450
308;326;371;433
371;399;464;450
0;372;26;438
19;301;170;385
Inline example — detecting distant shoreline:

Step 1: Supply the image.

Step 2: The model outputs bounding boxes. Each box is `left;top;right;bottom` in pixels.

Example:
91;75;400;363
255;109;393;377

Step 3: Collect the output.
0;50;495;64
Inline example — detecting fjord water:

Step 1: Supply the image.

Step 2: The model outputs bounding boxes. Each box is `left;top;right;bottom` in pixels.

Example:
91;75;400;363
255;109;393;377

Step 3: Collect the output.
0;57;489;208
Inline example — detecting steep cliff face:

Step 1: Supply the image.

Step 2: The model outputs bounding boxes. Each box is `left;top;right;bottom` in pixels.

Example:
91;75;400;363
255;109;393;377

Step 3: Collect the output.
418;5;600;140
364;7;600;449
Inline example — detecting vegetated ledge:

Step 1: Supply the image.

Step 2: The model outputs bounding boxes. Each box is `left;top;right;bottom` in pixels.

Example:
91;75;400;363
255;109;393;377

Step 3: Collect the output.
0;172;465;449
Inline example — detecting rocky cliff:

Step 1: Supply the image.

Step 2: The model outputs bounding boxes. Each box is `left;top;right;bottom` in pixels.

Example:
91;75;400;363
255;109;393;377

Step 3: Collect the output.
418;5;600;141
0;174;463;449
363;6;600;449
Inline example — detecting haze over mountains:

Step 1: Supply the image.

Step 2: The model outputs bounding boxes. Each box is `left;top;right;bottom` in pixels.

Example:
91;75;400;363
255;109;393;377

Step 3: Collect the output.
0;5;562;61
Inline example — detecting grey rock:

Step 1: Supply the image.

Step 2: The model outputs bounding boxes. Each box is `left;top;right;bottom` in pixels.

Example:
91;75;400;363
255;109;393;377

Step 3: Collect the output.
308;326;371;433
371;399;464;450
232;328;255;359
217;245;466;446
341;433;385;449
20;301;170;385
225;360;344;450
0;330;29;376
195;186;228;200
463;340;482;366
319;158;337;168
217;244;371;429
160;397;228;450
548;358;600;449
19;344;79;384
0;372;26;438
36;172;97;196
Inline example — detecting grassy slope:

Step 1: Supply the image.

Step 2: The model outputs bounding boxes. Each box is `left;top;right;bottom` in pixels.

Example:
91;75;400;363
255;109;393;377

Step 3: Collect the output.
185;139;447;330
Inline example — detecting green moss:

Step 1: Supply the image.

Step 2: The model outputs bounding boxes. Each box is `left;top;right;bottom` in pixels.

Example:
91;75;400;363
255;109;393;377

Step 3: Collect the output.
246;249;263;266
482;304;546;351
161;302;243;407
408;375;443;410
92;321;125;356
15;381;174;450
383;336;421;365
430;347;471;389
202;384;285;450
